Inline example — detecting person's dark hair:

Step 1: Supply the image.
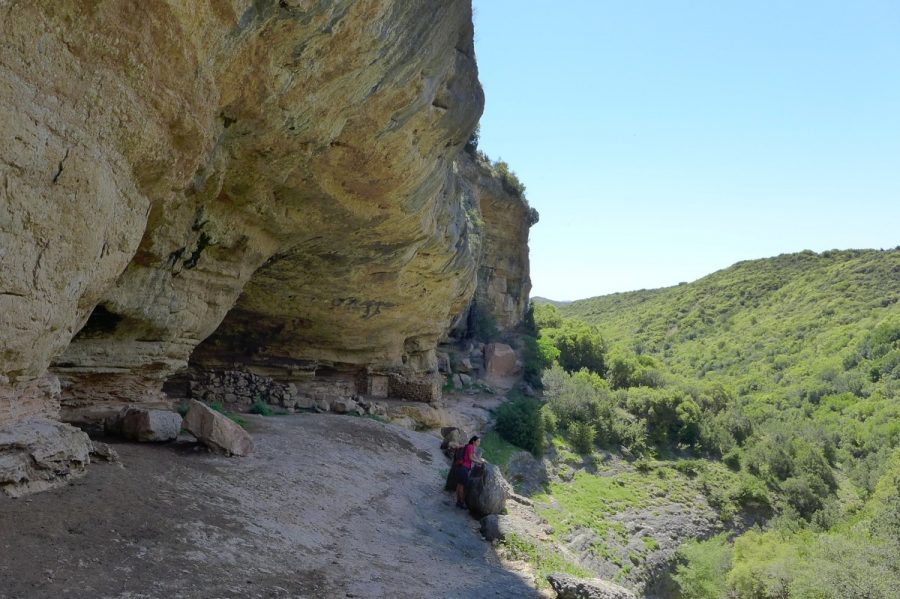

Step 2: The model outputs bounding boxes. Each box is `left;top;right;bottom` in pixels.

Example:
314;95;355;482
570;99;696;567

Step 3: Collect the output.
468;435;480;445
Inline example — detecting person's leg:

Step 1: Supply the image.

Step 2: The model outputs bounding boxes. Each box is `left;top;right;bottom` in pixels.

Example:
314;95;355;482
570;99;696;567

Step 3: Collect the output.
455;466;468;507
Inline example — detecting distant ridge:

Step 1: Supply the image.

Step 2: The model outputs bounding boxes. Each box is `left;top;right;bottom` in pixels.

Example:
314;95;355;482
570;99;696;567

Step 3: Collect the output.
531;296;572;307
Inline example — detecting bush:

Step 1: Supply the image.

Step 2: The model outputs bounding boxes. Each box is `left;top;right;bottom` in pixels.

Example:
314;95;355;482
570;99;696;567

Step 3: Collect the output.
249;400;275;416
523;335;558;387
495;394;546;456
543;321;607;375
469;303;499;342
464;124;480;155
492;159;526;197
673;534;732;599
541;405;558;435
570;421;596;454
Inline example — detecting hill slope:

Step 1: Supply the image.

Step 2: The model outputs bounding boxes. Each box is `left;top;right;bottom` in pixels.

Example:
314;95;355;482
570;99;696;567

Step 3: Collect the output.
561;249;900;400
525;249;900;596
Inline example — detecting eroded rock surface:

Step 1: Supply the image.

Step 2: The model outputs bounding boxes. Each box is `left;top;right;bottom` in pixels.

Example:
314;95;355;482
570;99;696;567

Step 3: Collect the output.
0;418;92;497
547;573;637;599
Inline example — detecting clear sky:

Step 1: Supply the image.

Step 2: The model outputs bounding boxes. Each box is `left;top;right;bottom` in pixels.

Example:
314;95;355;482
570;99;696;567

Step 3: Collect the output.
471;1;900;301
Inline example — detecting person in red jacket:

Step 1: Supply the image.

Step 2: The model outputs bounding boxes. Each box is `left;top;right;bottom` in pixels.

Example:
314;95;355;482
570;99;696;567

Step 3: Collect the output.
454;435;484;509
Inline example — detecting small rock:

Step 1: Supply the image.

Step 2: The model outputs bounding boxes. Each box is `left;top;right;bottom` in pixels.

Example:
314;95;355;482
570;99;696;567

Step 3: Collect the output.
89;442;120;463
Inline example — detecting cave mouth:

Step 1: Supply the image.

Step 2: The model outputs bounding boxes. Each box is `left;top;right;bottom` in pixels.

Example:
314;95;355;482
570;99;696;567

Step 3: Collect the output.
73;304;123;340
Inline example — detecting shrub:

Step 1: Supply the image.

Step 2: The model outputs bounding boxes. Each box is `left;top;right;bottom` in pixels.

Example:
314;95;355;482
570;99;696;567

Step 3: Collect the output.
469;302;499;342
543;321;608;375
495;394;546;456
570;421;596;454
673;534;732;599
493;159;526;197
249;400;275;416
464;124;480;155
523;335;557;387
541;405;558;435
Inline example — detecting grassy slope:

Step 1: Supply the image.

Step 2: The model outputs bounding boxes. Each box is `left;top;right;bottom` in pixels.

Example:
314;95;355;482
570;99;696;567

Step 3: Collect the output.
544;249;900;595
560;249;900;395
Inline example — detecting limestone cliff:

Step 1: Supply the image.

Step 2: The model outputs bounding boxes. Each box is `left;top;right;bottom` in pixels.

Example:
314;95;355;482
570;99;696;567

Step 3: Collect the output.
458;155;536;333
0;0;533;494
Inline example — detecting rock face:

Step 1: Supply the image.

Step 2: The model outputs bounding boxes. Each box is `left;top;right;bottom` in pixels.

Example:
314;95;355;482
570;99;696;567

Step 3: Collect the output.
457;157;535;332
546;574;636;599
0;418;92;497
484;343;518;378
182;400;253;457
0;1;534;491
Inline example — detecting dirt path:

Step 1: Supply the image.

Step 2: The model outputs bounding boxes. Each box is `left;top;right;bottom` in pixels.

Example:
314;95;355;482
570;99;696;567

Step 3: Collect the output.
0;414;539;599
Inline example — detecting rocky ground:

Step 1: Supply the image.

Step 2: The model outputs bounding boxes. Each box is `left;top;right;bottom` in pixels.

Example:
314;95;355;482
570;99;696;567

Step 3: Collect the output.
0;414;539;599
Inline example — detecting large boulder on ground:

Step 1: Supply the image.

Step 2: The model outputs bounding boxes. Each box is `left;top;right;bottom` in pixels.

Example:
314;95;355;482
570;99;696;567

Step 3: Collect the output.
546;574;636;599
479;513;533;542
113;408;182;442
466;463;508;517
182;400;253;457
0;418;92;497
484;343;517;377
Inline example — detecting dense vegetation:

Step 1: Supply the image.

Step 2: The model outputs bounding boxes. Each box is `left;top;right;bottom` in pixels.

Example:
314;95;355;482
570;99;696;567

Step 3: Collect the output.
504;249;900;597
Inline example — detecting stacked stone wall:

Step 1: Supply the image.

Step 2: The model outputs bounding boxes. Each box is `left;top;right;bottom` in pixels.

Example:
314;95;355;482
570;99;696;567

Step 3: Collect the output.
388;374;441;403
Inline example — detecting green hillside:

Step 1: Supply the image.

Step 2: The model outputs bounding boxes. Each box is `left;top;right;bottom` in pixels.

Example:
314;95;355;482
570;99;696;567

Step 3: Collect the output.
562;249;899;386
552;249;900;490
509;249;900;597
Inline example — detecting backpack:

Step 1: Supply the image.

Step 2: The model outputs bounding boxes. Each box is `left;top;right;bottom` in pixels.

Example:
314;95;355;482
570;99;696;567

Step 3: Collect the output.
453;445;467;465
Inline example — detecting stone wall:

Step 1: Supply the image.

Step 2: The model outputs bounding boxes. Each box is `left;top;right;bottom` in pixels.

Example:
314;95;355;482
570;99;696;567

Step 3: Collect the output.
388;374;442;403
188;367;439;409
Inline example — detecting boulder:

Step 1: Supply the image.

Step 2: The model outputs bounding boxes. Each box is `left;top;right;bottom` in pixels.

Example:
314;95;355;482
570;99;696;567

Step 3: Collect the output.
452;374;465;388
459;373;473;386
182;400;253;457
546;574;636;599
465;463;508;517
480;514;515;542
0;418;92;497
484;343;517;377
441;426;469;448
440;426;469;459
114;408;182;442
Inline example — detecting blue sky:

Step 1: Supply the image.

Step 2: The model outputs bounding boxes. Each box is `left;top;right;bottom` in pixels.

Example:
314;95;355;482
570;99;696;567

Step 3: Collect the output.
471;1;900;300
